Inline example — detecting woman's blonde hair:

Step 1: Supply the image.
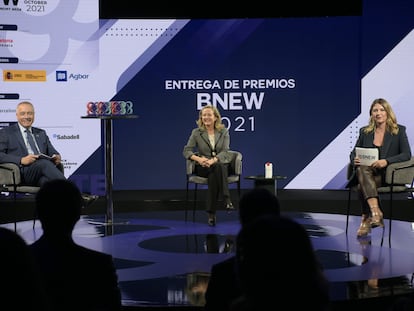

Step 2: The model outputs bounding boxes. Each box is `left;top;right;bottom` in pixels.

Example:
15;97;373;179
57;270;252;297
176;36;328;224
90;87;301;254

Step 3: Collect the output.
196;105;225;130
364;98;399;135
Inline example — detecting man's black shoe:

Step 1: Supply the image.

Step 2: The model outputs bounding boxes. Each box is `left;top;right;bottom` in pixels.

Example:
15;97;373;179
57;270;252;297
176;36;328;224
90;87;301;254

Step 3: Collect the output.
81;193;99;208
208;213;216;226
225;202;235;212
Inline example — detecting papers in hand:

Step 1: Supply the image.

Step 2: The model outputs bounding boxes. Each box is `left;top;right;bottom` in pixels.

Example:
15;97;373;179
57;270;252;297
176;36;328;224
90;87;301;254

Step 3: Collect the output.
38;153;54;160
355;147;379;166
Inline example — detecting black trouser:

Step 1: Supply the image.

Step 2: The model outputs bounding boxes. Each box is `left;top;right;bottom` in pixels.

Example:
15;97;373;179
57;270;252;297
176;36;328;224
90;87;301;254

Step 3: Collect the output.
21;159;65;186
195;162;230;213
356;165;384;214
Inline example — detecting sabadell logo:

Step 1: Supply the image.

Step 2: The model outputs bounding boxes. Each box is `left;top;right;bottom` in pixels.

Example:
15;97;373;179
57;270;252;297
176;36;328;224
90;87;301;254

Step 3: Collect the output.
53;134;80;140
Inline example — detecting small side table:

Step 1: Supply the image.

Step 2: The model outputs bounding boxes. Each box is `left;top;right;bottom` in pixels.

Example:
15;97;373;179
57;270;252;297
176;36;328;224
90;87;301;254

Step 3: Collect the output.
245;175;287;195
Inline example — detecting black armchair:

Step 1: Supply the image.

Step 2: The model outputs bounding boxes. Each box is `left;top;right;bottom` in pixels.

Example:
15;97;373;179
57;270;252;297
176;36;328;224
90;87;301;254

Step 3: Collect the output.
346;157;414;246
185;150;243;221
0;162;64;231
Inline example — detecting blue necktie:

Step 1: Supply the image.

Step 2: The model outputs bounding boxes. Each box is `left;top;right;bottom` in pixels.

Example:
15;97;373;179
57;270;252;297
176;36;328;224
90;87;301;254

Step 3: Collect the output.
25;129;39;154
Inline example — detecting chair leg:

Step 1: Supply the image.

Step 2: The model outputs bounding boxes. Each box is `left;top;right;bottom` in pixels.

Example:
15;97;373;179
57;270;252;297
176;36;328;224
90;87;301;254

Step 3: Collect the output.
12;190;17;232
193;184;198;222
237;181;241;202
378;196;386;247
185;182;189;222
380;224;385;247
388;191;393;247
346;188;351;235
32;209;37;229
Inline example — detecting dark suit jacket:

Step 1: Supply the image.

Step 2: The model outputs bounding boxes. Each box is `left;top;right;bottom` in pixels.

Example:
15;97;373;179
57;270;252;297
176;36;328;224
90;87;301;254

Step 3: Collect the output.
183;127;233;163
30;236;122;311
0;123;60;165
348;124;412;186
204;256;241;311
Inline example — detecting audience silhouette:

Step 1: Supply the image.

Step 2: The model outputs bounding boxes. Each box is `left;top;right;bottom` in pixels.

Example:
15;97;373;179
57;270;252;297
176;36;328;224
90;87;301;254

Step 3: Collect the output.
388;295;414;311
231;214;331;310
0;227;51;310
29;179;122;311
204;187;281;310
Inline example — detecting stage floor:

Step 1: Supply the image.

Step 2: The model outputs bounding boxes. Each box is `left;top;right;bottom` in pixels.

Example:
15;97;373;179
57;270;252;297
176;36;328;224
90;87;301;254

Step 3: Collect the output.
4;209;414;309
2;189;414;310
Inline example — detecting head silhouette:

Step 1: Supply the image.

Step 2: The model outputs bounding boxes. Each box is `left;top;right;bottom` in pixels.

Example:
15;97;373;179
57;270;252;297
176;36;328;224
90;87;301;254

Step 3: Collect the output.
0;227;50;309
35;179;82;236
238;188;280;226
235;215;329;308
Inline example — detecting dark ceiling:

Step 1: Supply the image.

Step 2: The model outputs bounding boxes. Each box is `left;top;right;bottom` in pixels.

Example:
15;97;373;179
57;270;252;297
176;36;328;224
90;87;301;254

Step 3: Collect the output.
99;0;363;19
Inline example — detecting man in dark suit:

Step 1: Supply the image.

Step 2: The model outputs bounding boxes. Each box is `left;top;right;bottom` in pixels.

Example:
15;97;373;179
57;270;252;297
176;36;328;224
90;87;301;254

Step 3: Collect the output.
29;179;122;311
204;187;281;310
0;101;65;186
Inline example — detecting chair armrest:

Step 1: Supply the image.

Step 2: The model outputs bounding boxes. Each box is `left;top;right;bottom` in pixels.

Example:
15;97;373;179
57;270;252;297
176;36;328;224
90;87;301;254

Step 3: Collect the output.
0;163;21;185
186;151;243;176
186;159;195;175
229;150;243;175
385;157;414;185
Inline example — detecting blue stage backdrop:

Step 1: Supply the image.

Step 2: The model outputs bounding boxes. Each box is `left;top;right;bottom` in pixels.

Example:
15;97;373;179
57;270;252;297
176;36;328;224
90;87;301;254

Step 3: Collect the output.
1;0;413;194
108;17;361;191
